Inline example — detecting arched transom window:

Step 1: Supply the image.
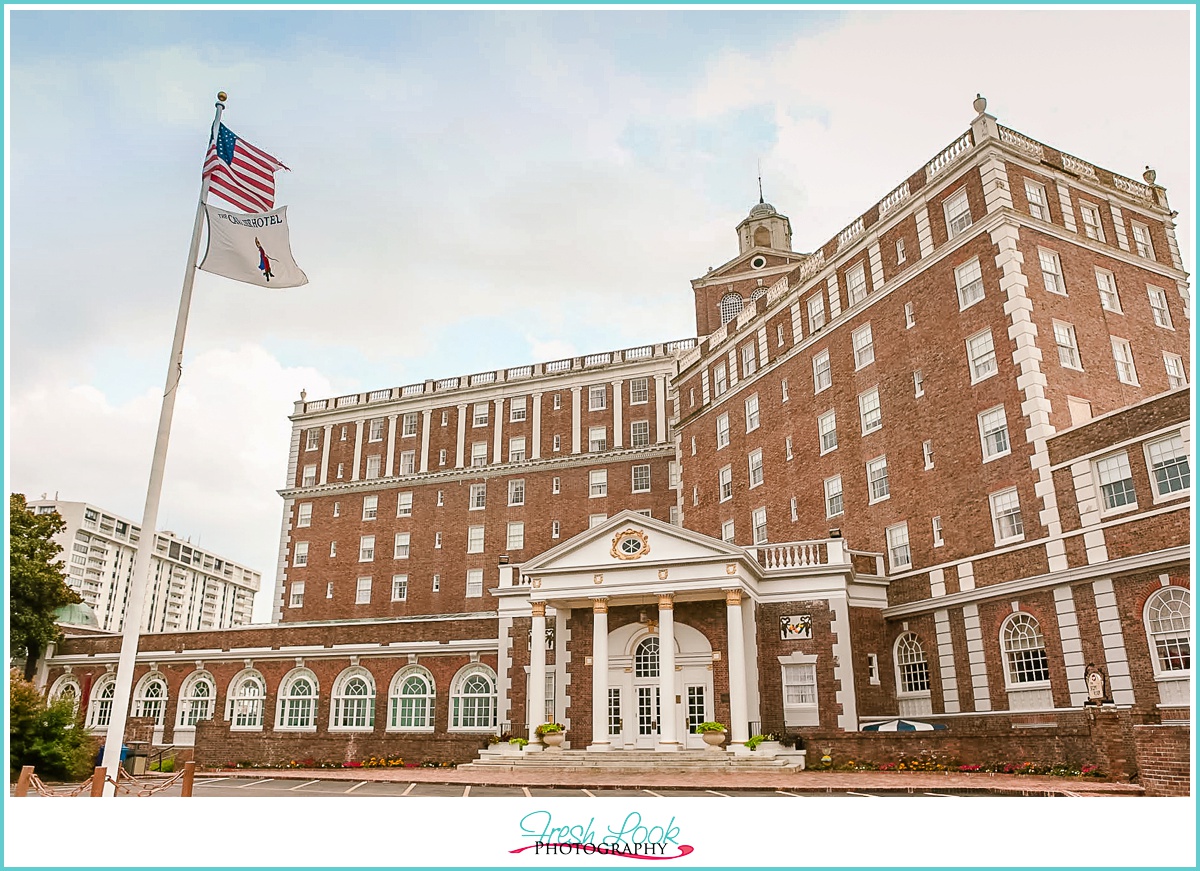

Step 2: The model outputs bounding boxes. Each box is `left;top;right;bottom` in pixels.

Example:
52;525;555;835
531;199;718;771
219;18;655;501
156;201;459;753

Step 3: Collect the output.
49;675;81;717
1145;587;1191;674
894;633;930;694
451;666;496;730
719;293;744;325
389;667;435;730
1002;614;1050;685
177;672;215;727
228;671;265;729
331;668;376;730
634;636;660;678
277;668;319;730
133;674;168;725
88;675;117;728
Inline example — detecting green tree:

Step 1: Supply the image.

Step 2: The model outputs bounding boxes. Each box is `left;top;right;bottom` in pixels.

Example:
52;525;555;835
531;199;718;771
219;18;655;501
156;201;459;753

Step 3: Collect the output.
9;670;97;781
9;494;80;679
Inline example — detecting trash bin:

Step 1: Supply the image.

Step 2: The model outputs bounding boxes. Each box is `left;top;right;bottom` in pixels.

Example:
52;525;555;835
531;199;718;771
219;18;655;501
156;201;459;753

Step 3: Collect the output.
95;744;130;767
123;742;148;776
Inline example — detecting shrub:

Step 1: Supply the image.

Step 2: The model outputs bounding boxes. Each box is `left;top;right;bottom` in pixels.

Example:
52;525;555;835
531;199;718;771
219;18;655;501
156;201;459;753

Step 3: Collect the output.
9;671;96;781
508;737;529;747
535;722;564;736
694;722;726;734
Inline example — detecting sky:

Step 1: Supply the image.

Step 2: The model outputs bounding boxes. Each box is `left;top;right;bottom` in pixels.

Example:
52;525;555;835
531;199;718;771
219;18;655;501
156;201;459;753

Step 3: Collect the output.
6;7;1194;623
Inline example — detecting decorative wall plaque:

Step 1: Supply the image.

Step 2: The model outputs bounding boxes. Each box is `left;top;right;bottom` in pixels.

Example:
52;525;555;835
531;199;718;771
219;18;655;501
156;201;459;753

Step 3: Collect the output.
780;614;814;640
610;529;650;560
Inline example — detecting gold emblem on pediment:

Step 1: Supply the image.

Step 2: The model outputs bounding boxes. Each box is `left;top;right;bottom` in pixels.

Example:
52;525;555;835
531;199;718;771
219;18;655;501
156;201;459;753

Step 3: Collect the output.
611;528;650;561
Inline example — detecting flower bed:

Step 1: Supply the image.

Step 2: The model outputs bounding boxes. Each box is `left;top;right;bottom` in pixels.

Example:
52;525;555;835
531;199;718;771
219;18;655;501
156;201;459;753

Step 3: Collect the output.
808;756;1104;777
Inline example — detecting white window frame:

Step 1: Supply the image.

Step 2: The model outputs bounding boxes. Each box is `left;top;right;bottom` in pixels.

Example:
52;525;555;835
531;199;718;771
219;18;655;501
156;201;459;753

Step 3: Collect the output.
508;478;526;506
852;323;875;369
1131;221;1156;260
397;491;413;517
469;483;486;510
807;295;826;333
394;532;411;559
402;412;419;437
630;420;650;448
506;521;525;551
1144;434;1190;502
1164;352;1188;389
589;385;607;411
944;188;972;237
966;329;998;383
923;440;934;470
589;469;608;498
1000;613;1051;689
589;426;607;452
632;464;651;493
301;464;317;488
913;369;925;398
748;449;764;489
780;657;819;727
510;396;527;422
721;520;735;543
472;402;489;427
289;582;305;608
932;516;944;548
978;405;1011;462
1111;337;1138;385
362;494;378;521
368;418;385;442
399;451;415;475
466;570;484;599
886;523;912;570
470;442;488;467
858;387;882;435
824;475;843;518
716;413;730;450
467;526;485;554
391;574;408;602
293;541;309;567
866;456;890;504
1025;179;1049;221
1147;285;1173;329
365;454;382;480
989;488;1024;545
1079;202;1105;242
741;343;757;377
713;362;728;396
296;503;312;528
751;507;768;545
1096;268;1121;313
813;350;832;393
509;436;526;463
904;301;915;329
1093;451;1137;515
358;535;375;562
387;666;435;732
305;429;320;451
551;520;561;539
1038;248;1066;295
1053;321;1082;370
629;377;649;405
1143;587;1191;678
330;668;376;732
846;263;868;306
355;576;372;605
719;465;733;502
954;258;985;310
744;394;760;432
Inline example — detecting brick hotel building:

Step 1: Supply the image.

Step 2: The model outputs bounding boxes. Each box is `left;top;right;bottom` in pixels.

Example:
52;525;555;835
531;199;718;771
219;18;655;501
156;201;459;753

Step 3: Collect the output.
39;99;1191;786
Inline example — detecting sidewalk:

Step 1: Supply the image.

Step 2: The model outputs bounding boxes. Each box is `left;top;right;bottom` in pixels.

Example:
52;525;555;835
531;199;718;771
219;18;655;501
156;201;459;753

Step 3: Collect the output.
199;766;1144;796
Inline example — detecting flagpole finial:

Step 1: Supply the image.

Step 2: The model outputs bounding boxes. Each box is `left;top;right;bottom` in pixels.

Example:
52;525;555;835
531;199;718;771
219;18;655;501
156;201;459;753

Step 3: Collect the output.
217;91;227;104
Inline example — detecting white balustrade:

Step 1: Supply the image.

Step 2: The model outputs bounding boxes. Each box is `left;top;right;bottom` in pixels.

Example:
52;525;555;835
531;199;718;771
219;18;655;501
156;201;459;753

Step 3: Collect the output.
924;130;973;182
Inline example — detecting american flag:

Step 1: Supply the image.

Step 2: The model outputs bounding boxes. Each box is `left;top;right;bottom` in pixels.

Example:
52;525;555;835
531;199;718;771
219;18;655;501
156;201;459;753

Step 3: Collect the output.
202;123;288;212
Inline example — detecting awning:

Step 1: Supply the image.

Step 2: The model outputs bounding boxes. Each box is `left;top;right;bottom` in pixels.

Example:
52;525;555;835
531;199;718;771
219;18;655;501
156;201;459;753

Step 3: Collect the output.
860;718;948;732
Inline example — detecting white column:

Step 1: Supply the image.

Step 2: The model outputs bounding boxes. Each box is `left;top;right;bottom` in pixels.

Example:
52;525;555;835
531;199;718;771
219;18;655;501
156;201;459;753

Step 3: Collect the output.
589;598;611;751
419;410;432;473
493;398;505;464
570;387;582;454
350;419;365;481
656;593;680;751
725;588;749;749
611;380;624;448
319;424;332;485
528;601;547;744
455;404;467;468
531;393;543;460
384;414;398;478
655;376;668;443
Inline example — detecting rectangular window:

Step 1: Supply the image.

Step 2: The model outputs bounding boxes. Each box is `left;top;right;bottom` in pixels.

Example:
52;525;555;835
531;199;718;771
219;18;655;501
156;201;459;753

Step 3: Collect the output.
818;410;837;454
846;263;868;306
904;302;915;328
399;451;415;475
1096;269;1121;312
509;436;526;463
741;343;757;377
896;238;907;264
783;663;818;706
391;575;408;602
785;436;793;460
551;520;561;539
510;396;527;421
1079;202;1105;241
852;323;875;369
553;434;561;452
434;532;442;549
466;569;483;598
777;324;785;347
467;526;485;554
713;362;728;396
393;532;411;559
365;455;382;480
293;541;309;567
356;577;372;605
886;523;911;570
913;369;925;397
469;483;486;510
297;503;312;528
473;403;489;427
944;189;972;236
552;476;561;495
751;507;768;545
436;490;444;506
745;394;760;432
506;522;525;550
1053;321;1082;370
719;465;733;502
780;378;789;403
966;329;998;383
552;394;561;410
990;488;1024;543
589;426;607;452
1164;352;1188;388
589;470;608;498
716;413;730;449
807;295;826;332
432;574;440;593
1146;434;1190;498
790;497;798;522
508;479;525;506
629;378;649;404
305;429;321;451
1131;222;1155;259
748;449;764;488
1111;338;1138;385
1025;180;1049;220
955;258;985;309
866;456;890;504
632;465;651;493
289;582;304;608
439;449;447;466
359;536;375;562
932;516;944;547
721;520;736;543
589;514;607;528
470;442;488;467
396;492;413;517
923;440;934;470
858;387;882;435
334;502;341;517
1094;452;1137;511
441;411;448;426
362;495;378;520
978;406;1011;461
813;350;832;393
589;385;607;411
369;418;385;442
1038;249;1065;295
301;465;316;487
1147;286;1173;329
825;475;843;518
402;412;419;437
336;463;344;479
669;461;680;489
630;420;650;448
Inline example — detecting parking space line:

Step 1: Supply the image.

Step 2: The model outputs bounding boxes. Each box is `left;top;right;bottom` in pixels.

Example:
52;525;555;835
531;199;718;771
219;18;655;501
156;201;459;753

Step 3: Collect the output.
847;792;878;798
463;786;471;797
521;787;531;797
237;779;273;789
289;780;320;791
704;790;731;798
582;789;596;797
195;778;224;785
923;792;956;797
776;790;803;797
643;790;663;797
345;781;368;793
402;782;417;796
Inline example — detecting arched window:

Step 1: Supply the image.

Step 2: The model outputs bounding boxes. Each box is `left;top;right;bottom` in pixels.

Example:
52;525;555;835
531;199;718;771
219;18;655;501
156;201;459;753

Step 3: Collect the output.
49;675;82;717
753;226;772;247
177;672;215;727
894;633;930;694
389;667;435;731
132;673;168;725
634;636;660;678
1002;614;1050;685
719;293;744;325
331;668;376;730
1145;587;1190;674
88;675;117;728
277;668;319;730
750;287;768;301
227;671;265;729
450;665;496;730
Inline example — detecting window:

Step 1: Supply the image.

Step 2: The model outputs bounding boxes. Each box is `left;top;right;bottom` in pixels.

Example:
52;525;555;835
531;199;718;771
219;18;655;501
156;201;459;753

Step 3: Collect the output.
278;670;318;729
1025;180;1049;220
1002;614;1050;685
336;463;344;479
589;426;607;452
467;526;485;554
327;581;334;597
782;663;818;707
923;440;934;470
506;522;525;550
692;487;698;507
431;573;440;592
369;418;385;442
551;520;561;539
818;410;837;454
389;668;435;730
365;455;381;480
589;385;607;411
955;258;985;309
552;394;561;410
394;532;411;559
229;673;265;729
721;520;735;542
944;188;972;236
789;497;798;522
293;541;309;567
434;532;442;548
895;633;930;695
807;295;826;332
932;516;944;547
441;410;448;426
508;479;525;506
858;388;882;435
1035;249;1066;295
551;476;561;495
88;677;116;728
1131;222;1156;260
825;476;843;518
846;263;867;306
1094;452;1136;511
904;302;915;329
1144;587;1190;674
289;582;305;608
896;238;907;264
780;378;789;403
392;574;408;602
397;492;413;517
1146;435;1190;498
305;429;320;451
436;490;444;506
470;442;488;467
553;435;561;452
301;465;316;487
630;378;649;404
913;369;925;398
741;343;757;377
1147;286;1173;329
1053;322;1082;370
469;483;486;510
297;503;312;528
785;436;793;460
507;437;526;463
330;541;337;557
362;495;378;520
669;461;680;488
465;570;484;599
1096;269;1121;312
719;293;743;325
630;420;650;448
713;362;728;396
719;466;733;502
1079;202;1105;242
751;507;768;545
589;470;608;498
966;330;998;383
886;523;911;570
331;669;375;729
510;396;527;421
777;324;785;347
399;451;415;474
852;323;875;369
978;406;1011;461
1111;338;1138;385
745;394;760;432
866;456;890;504
632;465;651;493
473;403;489;427
402;412;418;437
716;413;730;449
748;449;764;488
813;350;832;393
451;666;496;729
439;449;447;466
340;426;347;441
359;535;375;562
989;488;1024;543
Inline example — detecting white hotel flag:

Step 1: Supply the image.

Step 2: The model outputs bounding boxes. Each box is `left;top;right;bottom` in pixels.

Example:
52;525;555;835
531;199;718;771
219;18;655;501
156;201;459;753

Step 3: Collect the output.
200;205;308;287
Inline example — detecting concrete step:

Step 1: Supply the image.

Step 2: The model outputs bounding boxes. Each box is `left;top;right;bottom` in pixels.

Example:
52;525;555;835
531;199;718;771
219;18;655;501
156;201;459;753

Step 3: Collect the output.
461;749;800;772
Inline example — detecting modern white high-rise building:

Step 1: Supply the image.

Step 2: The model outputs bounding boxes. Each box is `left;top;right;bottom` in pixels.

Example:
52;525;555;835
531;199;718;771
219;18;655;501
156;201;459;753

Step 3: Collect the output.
28;499;260;633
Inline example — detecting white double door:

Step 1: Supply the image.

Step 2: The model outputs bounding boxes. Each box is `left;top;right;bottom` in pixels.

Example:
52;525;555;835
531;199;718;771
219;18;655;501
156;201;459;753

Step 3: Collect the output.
608;668;712;750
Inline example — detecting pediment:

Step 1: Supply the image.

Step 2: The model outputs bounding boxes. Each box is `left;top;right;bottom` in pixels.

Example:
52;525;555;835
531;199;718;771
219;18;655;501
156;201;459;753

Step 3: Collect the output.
693;248;804;286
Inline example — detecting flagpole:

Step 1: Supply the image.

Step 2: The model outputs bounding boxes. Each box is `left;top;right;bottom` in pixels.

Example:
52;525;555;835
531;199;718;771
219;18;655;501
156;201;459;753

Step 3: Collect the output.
99;91;226;796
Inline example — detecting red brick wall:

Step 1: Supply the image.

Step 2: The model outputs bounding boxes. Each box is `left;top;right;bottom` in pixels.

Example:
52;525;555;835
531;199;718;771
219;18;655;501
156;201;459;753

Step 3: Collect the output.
1132;724;1191;795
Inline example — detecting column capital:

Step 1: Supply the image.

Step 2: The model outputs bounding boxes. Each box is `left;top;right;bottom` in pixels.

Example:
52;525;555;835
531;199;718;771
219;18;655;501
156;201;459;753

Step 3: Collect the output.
322;423;333;431
421;408;432;417
657;593;675;611
387;413;399;420
532;391;543;398
591;598;609;614
531;601;547;618
724;588;744;607
570;385;582;394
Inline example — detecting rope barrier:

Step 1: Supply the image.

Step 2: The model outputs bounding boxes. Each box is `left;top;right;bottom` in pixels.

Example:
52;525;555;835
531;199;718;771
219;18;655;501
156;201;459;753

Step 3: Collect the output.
24;768;188;797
